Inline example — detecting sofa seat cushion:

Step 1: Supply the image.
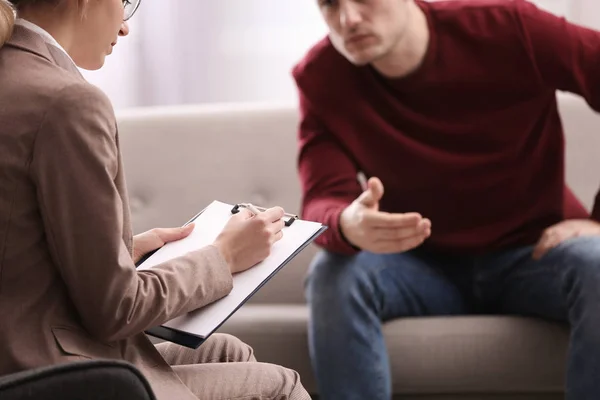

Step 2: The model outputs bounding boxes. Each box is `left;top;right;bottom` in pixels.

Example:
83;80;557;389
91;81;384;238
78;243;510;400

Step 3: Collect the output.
218;305;569;397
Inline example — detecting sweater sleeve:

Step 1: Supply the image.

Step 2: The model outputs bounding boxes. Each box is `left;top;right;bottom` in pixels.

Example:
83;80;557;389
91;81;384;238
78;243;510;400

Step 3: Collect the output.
513;0;600;220
296;91;362;255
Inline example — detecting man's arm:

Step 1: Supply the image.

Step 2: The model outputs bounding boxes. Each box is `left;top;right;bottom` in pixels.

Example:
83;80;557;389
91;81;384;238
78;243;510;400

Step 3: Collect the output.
514;0;600;107
513;0;600;220
297;92;362;255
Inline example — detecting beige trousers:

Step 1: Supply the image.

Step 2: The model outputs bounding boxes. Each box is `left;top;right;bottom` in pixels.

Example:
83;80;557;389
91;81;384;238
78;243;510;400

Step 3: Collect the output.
155;334;311;400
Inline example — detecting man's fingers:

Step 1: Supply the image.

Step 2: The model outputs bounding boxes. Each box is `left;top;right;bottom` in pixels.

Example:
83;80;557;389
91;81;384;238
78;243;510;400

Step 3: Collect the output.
532;236;548;260
532;230;563;260
372;235;428;254
372;220;431;241
364;211;423;228
356;177;384;207
396;235;428;252
364;217;432;253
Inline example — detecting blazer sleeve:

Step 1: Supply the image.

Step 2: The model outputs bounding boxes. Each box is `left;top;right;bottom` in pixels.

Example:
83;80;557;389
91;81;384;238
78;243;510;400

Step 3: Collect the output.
29;82;233;342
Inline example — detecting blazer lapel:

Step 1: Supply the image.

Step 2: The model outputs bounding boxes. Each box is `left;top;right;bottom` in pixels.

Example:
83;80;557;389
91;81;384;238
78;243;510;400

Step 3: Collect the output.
46;44;82;77
7;25;83;78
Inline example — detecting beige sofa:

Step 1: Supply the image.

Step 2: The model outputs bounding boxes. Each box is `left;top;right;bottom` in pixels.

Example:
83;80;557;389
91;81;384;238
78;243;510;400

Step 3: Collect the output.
116;92;600;399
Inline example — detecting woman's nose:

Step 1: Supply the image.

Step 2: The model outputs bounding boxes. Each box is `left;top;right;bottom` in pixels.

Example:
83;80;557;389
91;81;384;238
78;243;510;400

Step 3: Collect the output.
119;21;130;37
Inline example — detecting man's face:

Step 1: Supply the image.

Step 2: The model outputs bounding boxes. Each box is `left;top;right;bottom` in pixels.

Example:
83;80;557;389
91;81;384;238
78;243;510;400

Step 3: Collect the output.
318;0;411;66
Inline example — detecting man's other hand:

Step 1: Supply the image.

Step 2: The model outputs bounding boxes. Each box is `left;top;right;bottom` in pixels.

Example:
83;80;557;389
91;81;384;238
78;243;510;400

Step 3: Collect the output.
532;219;600;260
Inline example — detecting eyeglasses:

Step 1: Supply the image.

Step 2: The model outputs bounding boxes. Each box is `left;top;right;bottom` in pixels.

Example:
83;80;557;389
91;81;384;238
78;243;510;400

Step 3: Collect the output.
123;0;142;21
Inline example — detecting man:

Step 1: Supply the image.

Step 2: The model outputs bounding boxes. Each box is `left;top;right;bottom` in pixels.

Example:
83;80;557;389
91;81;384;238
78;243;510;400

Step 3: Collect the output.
292;0;600;399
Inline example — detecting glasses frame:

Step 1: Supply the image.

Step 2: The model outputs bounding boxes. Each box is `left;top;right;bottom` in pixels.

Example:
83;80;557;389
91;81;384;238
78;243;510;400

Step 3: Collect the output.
123;0;142;22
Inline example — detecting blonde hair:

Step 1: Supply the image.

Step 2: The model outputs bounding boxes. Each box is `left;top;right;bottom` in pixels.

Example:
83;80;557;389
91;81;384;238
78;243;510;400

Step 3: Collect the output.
0;0;14;48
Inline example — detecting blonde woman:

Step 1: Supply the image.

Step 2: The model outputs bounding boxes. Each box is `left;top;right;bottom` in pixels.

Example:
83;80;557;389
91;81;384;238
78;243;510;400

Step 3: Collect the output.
0;1;310;399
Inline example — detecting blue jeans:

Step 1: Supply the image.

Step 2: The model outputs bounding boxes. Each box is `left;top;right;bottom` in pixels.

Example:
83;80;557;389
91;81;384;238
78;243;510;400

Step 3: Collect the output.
305;236;600;400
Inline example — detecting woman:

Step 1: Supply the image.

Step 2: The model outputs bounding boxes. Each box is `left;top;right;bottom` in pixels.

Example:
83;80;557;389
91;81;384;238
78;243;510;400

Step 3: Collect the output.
0;1;310;399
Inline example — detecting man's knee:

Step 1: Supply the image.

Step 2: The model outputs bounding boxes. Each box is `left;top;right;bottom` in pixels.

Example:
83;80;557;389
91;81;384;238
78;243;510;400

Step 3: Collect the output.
550;236;600;296
551;236;600;270
305;250;373;303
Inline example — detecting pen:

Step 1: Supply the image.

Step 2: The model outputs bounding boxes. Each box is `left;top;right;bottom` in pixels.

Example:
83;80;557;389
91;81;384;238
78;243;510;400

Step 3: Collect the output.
238;203;298;219
243;203;262;216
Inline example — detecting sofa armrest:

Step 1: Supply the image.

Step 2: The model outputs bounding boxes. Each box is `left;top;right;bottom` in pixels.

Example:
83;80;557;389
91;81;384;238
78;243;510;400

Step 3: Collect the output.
0;360;156;400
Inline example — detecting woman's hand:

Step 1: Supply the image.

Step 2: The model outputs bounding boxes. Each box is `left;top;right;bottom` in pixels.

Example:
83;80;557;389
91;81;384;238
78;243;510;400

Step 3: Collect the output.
132;224;195;263
213;207;285;274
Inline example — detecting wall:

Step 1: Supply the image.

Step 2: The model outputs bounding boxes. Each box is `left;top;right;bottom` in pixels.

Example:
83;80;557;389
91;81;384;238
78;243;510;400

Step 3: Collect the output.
82;0;594;109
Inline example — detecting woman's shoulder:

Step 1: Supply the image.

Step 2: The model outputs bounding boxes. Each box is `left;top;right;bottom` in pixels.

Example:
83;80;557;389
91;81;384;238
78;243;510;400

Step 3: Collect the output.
1;46;114;121
0;48;117;161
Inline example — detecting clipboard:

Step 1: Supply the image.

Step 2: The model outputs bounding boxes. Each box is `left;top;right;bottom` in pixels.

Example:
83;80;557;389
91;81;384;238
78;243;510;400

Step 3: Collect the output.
136;200;327;348
134;202;305;266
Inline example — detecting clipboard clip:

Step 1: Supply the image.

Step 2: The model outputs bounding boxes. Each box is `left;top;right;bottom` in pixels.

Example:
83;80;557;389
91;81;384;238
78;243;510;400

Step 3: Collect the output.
231;203;299;227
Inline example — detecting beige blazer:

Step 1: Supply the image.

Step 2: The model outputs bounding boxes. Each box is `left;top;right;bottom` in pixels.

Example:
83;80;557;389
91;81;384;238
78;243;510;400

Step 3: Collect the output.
0;26;233;400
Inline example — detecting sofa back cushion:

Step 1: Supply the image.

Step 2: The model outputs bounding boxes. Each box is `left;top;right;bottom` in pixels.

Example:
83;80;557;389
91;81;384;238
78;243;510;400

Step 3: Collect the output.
117;93;600;304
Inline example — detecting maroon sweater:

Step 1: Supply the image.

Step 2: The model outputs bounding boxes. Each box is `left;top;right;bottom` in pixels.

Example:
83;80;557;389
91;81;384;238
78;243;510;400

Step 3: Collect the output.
292;0;600;256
